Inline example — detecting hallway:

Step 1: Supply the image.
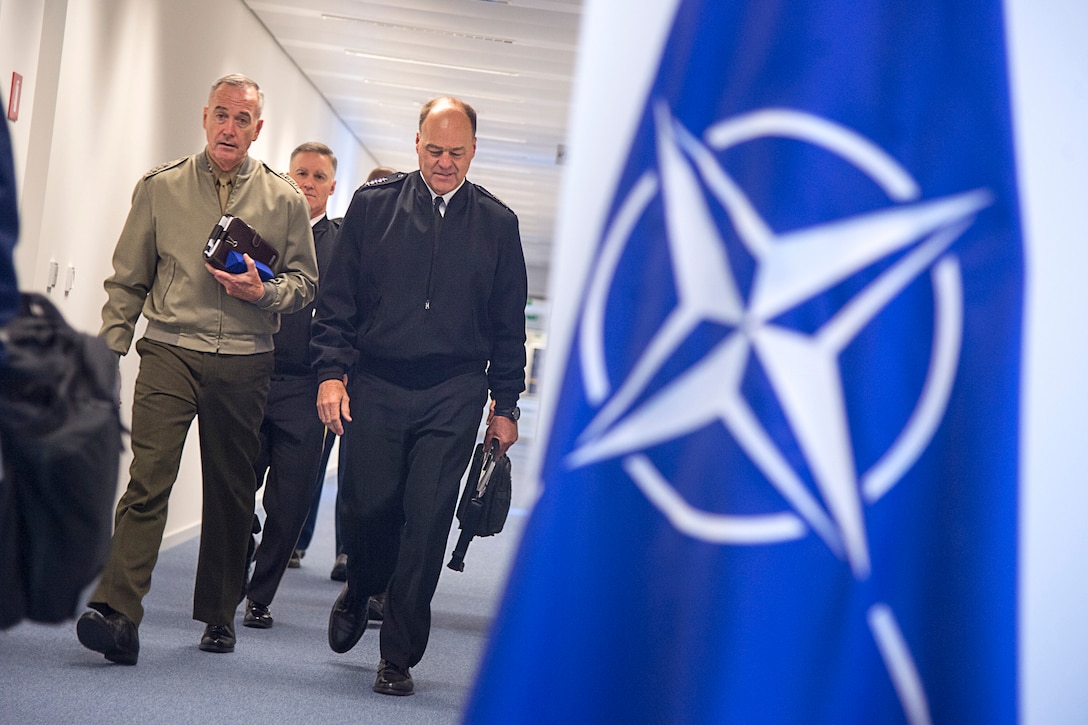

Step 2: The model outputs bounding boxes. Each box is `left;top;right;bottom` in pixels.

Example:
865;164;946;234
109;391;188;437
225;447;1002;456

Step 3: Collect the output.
0;405;539;725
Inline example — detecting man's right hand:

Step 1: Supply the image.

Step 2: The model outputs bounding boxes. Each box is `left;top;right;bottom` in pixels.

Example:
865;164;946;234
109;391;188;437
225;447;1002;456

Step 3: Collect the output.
317;377;351;436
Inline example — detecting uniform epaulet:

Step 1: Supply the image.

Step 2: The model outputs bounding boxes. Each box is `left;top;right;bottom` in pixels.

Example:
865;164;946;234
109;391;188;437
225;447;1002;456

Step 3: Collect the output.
263;161;303;194
476;184;514;214
362;171;407;189
142;156;187;179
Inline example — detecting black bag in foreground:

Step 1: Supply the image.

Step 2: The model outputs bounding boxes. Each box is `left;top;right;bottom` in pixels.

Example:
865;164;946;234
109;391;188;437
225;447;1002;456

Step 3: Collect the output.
448;441;512;572
0;293;123;629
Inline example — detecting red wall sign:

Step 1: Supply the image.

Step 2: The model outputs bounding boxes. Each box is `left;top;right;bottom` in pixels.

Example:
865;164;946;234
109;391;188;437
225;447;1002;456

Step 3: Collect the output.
7;72;22;122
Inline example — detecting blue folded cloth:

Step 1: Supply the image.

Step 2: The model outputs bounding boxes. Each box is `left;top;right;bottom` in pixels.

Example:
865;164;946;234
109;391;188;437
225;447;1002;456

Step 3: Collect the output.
224;250;275;281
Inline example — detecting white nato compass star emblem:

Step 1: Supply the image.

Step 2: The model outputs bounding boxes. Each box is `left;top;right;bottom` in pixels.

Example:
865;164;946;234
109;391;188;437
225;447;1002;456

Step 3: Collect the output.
567;103;992;725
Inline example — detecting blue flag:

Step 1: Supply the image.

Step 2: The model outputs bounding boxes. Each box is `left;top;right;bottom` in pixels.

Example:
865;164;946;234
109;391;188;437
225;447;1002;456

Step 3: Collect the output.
466;1;1022;723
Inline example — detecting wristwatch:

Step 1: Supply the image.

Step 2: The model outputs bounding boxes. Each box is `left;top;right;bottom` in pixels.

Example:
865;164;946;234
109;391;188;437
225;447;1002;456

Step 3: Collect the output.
493;405;520;422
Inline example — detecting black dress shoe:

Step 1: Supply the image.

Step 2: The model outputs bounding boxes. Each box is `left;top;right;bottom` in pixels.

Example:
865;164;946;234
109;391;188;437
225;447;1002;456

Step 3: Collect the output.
243;599;273;629
198;623;236;653
76;609;139;665
368;591;386;622
328;583;367;653
329;553;347;582
373;659;414;696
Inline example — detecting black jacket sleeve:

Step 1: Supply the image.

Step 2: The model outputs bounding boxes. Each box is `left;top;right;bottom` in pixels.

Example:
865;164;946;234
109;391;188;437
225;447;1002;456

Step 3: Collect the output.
485;204;528;410
310;195;364;382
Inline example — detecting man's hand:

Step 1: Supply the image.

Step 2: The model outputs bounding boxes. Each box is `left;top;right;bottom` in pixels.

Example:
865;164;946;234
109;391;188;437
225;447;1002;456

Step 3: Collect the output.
317;377;351;436
484;414;518;458
206;254;265;302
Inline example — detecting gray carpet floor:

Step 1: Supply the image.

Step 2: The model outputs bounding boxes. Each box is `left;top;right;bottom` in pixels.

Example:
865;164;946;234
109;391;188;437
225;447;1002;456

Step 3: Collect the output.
0;427;534;725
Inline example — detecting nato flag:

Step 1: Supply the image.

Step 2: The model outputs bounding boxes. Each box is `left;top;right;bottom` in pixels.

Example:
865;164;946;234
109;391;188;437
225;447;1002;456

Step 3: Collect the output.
466;1;1022;723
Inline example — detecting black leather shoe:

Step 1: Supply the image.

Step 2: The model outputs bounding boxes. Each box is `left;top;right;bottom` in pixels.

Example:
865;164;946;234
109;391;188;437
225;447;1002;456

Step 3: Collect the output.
368;591;386;622
243;600;273;629
373;659;414;696
76;609;139;665
328;583;367;653
199;623;236;653
329;553;347;582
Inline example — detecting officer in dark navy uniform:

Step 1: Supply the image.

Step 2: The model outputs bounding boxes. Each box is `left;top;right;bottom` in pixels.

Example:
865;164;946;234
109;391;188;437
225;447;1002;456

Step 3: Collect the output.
311;97;527;696
243;142;343;629
296;165;398;593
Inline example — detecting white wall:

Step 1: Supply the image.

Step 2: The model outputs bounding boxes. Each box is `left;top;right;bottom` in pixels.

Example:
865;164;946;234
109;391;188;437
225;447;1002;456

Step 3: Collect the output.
1005;0;1088;721
0;0;375;546
0;0;48;188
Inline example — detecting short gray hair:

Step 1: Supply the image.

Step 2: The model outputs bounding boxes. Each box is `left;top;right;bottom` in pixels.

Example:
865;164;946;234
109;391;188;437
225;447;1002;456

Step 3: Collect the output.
291;141;338;173
209;74;264;119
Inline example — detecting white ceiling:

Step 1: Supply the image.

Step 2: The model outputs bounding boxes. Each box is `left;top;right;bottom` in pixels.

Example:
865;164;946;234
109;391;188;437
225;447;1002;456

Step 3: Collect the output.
244;0;585;298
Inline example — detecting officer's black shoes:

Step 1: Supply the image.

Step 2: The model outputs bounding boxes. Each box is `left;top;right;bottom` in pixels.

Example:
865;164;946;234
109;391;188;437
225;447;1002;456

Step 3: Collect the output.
368;592;386;621
198;623;236;653
76;609;139;665
328;583;368;653
243;599;273;629
373;659;414;696
330;553;348;582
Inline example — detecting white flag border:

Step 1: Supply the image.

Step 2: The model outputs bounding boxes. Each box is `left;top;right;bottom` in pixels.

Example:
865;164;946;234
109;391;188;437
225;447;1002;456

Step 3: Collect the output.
529;0;684;489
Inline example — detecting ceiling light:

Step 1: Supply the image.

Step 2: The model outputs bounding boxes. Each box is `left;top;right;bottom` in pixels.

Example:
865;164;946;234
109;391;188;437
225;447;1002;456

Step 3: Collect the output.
323;14;514;44
308;71;528;104
359;79;526;104
476;134;528;144
344;49;519;77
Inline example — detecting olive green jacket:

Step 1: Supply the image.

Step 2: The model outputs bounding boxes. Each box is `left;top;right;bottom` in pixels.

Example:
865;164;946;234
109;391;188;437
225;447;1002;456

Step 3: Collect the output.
100;151;317;355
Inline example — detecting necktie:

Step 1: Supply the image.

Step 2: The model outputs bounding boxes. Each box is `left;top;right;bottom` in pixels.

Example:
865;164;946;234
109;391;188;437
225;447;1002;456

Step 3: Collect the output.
216;179;231;213
427;196;444;311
